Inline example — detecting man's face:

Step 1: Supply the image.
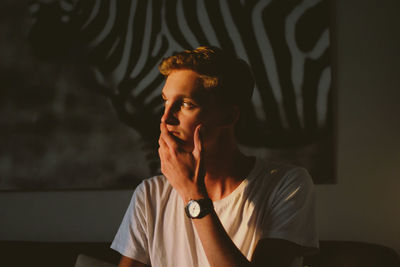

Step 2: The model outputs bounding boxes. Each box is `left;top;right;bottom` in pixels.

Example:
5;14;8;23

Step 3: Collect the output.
161;69;223;151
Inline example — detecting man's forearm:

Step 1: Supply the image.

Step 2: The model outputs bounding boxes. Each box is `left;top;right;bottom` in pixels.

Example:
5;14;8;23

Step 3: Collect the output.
192;209;252;267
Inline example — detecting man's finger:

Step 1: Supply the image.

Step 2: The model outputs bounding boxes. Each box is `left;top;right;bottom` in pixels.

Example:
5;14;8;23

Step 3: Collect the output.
193;124;203;159
158;133;167;147
160;122;179;151
193;124;206;191
158;146;167;174
158;136;168;154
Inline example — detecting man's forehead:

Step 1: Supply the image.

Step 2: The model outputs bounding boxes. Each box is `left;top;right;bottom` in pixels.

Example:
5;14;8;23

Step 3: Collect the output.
161;89;207;99
161;70;210;99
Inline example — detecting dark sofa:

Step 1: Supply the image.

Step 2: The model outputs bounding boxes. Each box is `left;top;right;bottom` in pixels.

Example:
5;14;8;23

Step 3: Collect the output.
1;240;399;267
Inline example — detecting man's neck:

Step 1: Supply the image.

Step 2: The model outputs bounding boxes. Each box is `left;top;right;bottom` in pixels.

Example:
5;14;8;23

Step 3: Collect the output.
203;135;255;201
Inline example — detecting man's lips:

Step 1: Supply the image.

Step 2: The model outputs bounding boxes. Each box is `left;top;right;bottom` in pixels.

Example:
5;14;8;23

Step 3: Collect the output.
168;130;180;138
168;130;183;141
168;131;191;146
169;130;179;135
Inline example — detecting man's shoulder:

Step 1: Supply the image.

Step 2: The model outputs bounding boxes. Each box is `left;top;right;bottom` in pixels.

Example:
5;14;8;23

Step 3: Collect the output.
252;158;313;189
253;157;308;175
141;174;168;186
133;174;174;200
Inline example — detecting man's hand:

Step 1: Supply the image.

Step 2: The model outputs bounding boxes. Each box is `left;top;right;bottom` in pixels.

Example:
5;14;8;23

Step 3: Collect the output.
158;122;206;202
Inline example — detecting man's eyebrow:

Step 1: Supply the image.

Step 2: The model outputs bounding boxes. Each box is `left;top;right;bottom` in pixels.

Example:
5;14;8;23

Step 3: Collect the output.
161;92;200;101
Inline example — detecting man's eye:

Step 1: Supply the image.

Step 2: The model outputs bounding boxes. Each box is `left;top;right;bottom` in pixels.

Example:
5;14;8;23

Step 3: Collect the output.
182;101;194;108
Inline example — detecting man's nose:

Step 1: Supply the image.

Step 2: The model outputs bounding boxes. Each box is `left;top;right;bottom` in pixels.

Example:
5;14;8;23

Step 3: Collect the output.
161;104;179;125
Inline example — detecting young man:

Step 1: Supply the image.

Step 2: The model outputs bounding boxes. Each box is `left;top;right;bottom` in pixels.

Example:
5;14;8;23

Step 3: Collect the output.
111;46;318;267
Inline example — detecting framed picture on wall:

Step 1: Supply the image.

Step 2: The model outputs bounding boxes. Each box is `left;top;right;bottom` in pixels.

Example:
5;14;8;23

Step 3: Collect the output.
0;0;334;191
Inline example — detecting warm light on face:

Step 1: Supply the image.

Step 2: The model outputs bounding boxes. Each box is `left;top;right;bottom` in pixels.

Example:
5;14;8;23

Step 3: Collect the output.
160;70;227;152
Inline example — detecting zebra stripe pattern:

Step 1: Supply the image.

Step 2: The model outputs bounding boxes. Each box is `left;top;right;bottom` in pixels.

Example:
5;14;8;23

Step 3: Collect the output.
29;0;332;180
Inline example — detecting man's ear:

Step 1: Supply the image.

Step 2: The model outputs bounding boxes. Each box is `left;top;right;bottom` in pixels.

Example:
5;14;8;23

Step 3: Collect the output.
219;105;240;127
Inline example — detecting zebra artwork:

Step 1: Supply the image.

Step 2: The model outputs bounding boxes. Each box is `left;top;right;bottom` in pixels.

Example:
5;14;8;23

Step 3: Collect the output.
0;0;333;191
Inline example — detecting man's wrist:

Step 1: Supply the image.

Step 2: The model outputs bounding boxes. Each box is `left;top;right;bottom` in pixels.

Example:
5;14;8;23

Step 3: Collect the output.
185;198;214;219
183;192;206;204
181;185;208;203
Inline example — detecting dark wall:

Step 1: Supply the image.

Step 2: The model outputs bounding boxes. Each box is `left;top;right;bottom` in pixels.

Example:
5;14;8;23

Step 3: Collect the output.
0;0;400;253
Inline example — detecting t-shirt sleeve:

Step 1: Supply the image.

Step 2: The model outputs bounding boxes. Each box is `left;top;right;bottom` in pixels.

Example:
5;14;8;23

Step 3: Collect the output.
261;167;319;252
110;184;150;265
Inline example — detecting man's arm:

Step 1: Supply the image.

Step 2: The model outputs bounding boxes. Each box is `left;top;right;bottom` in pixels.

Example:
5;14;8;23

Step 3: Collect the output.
118;255;150;267
111;188;151;267
158;124;306;267
192;209;305;267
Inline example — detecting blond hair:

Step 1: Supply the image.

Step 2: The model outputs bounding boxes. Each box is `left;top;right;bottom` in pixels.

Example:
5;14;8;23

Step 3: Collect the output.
159;46;254;109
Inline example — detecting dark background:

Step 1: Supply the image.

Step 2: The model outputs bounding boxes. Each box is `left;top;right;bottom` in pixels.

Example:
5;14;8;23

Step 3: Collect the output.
0;0;399;255
0;0;334;191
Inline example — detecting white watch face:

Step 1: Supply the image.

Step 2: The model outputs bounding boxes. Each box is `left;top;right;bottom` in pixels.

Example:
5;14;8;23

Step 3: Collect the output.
188;201;201;217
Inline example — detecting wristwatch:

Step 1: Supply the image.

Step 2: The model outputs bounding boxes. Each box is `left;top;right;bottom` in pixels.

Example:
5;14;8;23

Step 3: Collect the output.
185;198;213;219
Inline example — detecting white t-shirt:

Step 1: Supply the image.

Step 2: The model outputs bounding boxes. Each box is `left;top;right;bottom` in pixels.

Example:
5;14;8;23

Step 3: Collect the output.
111;157;318;267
